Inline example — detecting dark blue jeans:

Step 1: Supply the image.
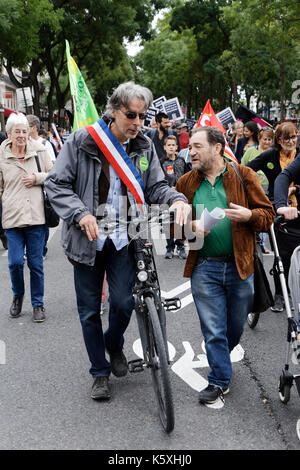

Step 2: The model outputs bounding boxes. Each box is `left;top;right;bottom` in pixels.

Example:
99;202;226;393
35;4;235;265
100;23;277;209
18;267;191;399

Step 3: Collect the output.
43;226;49;256
74;239;136;377
191;258;254;389
5;225;46;306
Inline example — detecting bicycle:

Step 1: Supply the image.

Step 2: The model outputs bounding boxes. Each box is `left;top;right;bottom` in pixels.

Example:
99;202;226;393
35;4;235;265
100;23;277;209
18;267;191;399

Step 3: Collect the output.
98;209;181;433
126;210;182;433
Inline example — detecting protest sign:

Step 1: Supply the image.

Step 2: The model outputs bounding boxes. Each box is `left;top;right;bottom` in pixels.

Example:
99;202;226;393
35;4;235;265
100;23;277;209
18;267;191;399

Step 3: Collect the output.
216;107;236;128
153;96;166;112
163;97;183;121
144;106;158;128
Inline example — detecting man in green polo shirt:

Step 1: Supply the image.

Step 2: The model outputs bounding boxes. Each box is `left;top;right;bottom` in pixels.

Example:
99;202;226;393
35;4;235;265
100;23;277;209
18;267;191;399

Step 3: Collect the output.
175;126;274;405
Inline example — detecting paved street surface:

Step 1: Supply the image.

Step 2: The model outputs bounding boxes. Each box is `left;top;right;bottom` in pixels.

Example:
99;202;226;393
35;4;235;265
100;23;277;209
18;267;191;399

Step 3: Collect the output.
0;223;300;451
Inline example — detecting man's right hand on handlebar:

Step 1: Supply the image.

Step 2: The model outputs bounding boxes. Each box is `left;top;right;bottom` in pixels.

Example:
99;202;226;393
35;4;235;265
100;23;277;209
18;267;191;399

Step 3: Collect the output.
276;206;298;221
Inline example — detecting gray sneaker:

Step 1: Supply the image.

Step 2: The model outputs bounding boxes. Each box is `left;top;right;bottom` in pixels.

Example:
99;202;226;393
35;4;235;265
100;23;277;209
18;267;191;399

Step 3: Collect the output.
178;247;187;259
271;294;284;312
91;376;111;400
165;249;174;259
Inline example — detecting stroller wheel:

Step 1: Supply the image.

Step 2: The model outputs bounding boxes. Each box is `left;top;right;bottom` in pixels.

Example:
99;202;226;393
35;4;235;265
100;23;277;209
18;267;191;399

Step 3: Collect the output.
247;312;260;329
279;384;291;404
296;418;300;441
279;374;292;404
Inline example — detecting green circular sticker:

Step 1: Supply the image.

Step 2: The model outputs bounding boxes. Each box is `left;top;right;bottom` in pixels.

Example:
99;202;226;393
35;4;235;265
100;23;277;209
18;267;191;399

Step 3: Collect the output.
139;157;149;171
267;162;274;169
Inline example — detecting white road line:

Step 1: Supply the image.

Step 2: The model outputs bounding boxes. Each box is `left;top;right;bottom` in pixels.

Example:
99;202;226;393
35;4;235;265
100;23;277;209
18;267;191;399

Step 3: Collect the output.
178;293;194;311
161;280;191;298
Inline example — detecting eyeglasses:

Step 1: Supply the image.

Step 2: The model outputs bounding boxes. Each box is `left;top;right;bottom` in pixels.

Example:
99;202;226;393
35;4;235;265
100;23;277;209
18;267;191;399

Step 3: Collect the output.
282;135;298;142
119;109;147;120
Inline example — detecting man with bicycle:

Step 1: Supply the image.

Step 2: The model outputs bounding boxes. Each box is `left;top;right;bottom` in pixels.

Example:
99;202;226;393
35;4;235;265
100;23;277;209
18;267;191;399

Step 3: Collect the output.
45;82;190;400
175;126;274;404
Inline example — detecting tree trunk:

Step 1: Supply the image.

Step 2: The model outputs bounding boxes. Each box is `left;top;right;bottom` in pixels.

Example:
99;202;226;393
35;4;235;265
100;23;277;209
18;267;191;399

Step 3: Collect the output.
187;82;193;119
280;60;285;120
32;77;41;117
232;80;238;113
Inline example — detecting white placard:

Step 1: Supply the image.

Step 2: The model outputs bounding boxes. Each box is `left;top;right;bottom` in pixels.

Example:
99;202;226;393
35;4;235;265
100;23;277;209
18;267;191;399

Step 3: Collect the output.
162;97;183;121
16;87;33;109
216;107;236;128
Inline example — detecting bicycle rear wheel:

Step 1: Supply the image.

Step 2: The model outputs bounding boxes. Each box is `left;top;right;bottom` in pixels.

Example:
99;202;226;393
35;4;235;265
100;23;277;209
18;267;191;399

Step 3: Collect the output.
145;296;174;433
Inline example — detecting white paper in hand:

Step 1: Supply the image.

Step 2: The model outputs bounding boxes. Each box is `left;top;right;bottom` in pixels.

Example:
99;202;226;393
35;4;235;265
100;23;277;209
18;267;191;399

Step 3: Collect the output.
199;207;225;230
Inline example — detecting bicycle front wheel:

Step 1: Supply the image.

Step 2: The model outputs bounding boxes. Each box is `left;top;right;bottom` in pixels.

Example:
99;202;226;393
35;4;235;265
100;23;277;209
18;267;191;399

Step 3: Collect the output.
145;296;174;433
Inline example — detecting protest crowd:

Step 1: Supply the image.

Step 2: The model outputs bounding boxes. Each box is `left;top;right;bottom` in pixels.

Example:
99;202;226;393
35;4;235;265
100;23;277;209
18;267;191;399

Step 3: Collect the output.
1;75;300;411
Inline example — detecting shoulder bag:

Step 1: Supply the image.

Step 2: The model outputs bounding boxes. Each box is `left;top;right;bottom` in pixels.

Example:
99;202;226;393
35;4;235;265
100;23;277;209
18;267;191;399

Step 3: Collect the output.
230;162;274;313
35;155;60;228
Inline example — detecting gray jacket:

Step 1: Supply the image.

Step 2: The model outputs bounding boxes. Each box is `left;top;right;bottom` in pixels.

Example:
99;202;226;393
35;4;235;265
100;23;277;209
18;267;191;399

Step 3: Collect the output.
45;124;187;266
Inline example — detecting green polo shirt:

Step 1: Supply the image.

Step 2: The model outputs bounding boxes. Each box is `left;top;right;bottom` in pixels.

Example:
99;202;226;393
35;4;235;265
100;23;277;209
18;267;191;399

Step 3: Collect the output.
193;163;233;256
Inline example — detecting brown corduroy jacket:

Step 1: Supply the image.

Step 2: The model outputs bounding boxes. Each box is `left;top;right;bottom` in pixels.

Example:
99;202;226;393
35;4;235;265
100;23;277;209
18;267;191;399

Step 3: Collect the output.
175;162;275;279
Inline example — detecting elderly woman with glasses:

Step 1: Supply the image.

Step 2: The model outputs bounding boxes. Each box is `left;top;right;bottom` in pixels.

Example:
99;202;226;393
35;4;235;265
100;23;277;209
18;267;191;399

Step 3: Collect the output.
0;113;53;322
247;122;300;312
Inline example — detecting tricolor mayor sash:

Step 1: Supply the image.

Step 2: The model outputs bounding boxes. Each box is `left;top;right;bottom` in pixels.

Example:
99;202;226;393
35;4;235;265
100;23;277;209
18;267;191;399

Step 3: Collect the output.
86;118;145;210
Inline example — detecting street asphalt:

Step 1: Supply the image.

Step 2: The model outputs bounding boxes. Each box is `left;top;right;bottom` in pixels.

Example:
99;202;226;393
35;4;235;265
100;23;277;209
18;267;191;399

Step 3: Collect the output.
0;223;299;452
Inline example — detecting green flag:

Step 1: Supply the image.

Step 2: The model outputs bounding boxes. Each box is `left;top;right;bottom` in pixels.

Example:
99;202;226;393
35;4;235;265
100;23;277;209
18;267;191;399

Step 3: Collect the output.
65;40;99;130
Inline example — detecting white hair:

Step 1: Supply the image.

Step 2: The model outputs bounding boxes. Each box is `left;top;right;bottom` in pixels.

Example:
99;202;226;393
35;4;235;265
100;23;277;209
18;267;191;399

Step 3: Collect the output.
6;113;30;133
105;81;153;117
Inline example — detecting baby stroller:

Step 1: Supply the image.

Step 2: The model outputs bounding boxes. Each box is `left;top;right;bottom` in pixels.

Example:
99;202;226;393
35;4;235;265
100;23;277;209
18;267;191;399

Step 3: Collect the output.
271;218;300;440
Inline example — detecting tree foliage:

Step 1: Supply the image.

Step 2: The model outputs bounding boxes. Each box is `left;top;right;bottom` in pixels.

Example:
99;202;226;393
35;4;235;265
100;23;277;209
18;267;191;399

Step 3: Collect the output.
136;0;300;119
0;0;298;122
0;0;170;122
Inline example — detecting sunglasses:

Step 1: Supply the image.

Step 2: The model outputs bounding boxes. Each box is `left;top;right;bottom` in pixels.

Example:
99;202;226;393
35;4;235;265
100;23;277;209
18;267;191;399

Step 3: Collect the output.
281;135;298;142
119;109;147;120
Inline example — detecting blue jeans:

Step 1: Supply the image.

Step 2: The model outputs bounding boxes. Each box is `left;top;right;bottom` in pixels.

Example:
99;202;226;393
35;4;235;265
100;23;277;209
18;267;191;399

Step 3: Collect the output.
191;258;254;389
43;226;49;256
5;225;46;306
74;238;136;377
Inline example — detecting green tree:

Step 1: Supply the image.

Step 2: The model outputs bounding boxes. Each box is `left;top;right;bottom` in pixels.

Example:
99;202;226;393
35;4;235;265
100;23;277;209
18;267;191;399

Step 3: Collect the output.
222;0;300;118
134;26;198;117
0;0;169;123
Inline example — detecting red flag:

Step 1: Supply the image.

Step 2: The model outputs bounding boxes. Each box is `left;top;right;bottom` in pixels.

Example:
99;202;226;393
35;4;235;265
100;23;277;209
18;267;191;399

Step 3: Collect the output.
196;99;238;163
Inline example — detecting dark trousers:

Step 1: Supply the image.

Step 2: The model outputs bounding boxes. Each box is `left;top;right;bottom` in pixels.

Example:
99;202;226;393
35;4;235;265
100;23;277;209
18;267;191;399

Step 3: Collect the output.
166;238;184;251
272;226;300;295
74;239;136;377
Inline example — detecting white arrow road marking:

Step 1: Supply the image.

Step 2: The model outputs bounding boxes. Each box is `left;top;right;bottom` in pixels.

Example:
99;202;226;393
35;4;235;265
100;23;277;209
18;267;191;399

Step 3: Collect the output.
171;341;208;391
132;336;244;409
171;341;245;409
